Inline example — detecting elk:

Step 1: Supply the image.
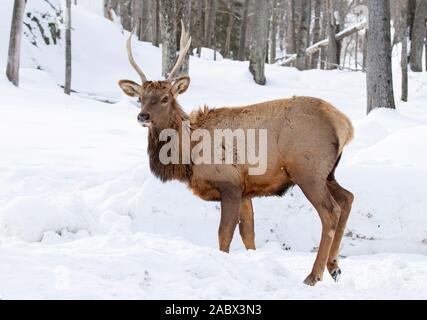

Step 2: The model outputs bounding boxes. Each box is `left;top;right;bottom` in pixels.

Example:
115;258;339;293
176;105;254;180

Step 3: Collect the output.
118;23;354;286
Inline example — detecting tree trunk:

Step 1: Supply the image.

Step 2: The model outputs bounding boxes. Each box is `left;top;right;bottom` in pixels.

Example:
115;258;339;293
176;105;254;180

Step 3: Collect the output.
326;0;338;70
160;0;177;77
224;1;235;59
295;0;310;70
177;0;191;75
286;0;297;54
362;30;368;72
152;0;160;47
6;0;26;87
400;0;409;102
269;0;278;63
135;0;151;41
278;0;286;55
410;0;427;71
311;0;322;69
249;0;269;85
103;0;109;18
194;0;205;57
238;0;250;61
65;0;72;95
320;0;328;69
366;0;395;114
119;0;132;31
204;0;217;48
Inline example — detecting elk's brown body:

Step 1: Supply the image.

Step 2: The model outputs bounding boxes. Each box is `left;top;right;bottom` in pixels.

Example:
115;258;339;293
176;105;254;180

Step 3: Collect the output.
119;25;354;286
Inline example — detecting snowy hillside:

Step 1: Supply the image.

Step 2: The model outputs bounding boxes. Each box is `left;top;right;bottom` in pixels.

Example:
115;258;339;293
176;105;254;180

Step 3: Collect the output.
1;0;427;299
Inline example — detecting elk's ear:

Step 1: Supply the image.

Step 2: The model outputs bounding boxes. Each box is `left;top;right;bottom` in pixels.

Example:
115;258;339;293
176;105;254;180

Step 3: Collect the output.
118;80;141;97
171;76;190;97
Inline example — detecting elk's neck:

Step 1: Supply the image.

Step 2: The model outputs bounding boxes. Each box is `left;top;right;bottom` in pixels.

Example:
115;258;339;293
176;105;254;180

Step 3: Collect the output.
147;106;192;184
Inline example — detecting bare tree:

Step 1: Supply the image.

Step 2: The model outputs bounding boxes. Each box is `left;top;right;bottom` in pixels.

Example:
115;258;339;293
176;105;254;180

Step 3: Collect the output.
120;0;132;31
152;0;160;47
103;0;109;18
238;0;250;61
410;0;427;71
249;0;269;85
295;0;311;70
269;0;278;63
177;0;191;74
399;0;409;102
286;0;297;54
65;0;72;95
6;0;26;87
224;1;235;59
326;0;339;69
204;0;217;48
311;0;322;69
366;0;395;114
160;0;177;77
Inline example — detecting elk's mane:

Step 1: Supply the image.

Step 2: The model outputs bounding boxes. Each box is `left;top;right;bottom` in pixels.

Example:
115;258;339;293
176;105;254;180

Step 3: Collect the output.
147;101;192;183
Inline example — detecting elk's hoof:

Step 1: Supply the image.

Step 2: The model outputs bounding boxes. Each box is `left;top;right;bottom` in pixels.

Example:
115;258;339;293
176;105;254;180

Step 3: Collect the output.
303;274;321;286
330;268;342;282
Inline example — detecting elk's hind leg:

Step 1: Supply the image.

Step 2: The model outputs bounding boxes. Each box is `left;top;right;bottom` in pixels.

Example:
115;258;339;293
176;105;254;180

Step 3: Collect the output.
239;198;256;250
297;180;341;286
326;180;354;281
218;186;241;253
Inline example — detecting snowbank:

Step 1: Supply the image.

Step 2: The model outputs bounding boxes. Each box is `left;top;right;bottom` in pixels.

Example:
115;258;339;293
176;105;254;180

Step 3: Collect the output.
0;0;427;299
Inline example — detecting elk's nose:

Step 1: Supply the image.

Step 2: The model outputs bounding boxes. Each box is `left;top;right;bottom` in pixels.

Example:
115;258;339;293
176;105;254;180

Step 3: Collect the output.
138;113;150;122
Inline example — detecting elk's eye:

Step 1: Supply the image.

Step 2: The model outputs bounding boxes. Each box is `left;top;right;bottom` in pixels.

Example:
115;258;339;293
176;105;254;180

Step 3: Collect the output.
161;97;169;104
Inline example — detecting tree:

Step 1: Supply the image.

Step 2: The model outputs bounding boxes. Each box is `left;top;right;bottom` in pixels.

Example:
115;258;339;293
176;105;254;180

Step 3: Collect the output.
133;0;152;41
285;0;297;54
249;0;269;85
366;0;395;114
65;0;72;95
6;0;26;87
204;0;217;48
160;0;177;77
177;0;191;74
398;0;409;102
295;0;311;70
269;0;278;63
326;0;339;69
409;0;427;72
193;0;205;57
224;1;235;59
152;0;160;47
119;0;132;31
238;0;250;61
311;0;322;69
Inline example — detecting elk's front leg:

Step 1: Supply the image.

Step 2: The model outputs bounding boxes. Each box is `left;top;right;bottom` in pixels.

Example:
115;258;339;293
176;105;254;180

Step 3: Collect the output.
218;186;241;253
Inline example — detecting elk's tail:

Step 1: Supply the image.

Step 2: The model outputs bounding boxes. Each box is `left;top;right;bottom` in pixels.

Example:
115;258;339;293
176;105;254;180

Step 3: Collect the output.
336;112;354;154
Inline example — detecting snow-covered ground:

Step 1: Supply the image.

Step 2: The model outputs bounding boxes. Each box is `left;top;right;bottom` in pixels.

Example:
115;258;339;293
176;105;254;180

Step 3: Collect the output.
0;0;427;299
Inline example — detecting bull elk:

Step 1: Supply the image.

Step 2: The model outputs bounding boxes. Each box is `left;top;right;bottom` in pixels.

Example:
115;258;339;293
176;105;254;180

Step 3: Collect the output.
118;23;354;286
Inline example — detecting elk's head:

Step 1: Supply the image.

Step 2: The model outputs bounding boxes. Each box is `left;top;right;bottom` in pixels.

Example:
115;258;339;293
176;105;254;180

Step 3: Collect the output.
118;21;192;129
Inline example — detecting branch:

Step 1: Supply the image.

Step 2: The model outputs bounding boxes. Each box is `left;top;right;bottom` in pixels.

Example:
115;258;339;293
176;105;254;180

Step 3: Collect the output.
281;20;367;66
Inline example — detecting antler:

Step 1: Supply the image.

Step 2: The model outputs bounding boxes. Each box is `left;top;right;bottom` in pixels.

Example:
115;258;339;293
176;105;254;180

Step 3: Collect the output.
167;20;192;81
126;32;148;83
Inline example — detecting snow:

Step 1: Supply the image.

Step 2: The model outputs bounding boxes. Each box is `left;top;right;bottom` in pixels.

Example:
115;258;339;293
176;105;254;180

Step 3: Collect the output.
0;0;426;299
